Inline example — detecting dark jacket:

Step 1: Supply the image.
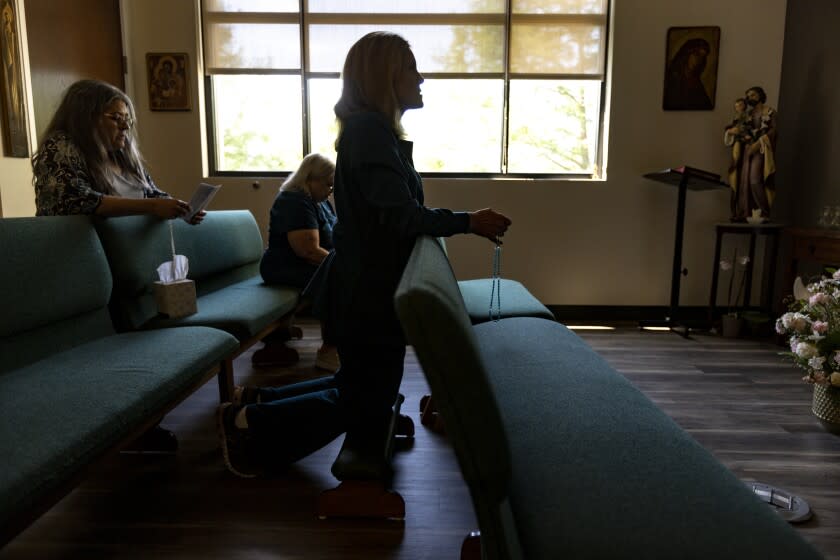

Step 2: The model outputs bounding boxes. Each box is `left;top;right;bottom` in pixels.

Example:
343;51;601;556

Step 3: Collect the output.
331;111;470;344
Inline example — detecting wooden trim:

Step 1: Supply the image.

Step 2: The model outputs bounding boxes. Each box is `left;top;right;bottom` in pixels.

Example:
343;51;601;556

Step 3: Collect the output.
548;305;714;323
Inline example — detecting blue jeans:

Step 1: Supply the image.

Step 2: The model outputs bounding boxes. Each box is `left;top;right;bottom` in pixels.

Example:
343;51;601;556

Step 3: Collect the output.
244;343;406;469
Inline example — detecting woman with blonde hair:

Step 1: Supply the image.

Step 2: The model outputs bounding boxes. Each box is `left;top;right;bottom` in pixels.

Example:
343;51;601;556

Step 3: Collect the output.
261;153;336;289
216;31;510;477
257;152;338;371
328;30;511;446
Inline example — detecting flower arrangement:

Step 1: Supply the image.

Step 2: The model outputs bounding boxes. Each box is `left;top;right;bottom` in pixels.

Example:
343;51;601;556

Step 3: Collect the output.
719;249;751;316
776;270;840;386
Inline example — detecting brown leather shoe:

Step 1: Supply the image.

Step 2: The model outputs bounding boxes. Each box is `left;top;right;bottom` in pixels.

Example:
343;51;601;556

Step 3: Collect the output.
122;425;179;454
251;342;300;368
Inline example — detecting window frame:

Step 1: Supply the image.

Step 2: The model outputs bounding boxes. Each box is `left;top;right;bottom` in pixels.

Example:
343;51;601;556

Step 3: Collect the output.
202;1;611;179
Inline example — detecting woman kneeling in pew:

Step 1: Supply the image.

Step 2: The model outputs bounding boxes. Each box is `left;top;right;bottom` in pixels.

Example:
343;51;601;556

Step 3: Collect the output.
217;31;511;477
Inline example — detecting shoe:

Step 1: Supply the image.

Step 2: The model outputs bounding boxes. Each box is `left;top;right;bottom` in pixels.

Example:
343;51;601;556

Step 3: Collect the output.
216;403;260;478
251;342;300;368
122;425;178;454
315;346;340;373
261;325;304;344
232;385;260;406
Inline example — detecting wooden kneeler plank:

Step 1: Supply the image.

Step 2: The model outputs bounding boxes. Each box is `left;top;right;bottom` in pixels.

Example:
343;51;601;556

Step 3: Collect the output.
316;394;414;521
419;394;446;434
316;481;406;520
461;531;481;560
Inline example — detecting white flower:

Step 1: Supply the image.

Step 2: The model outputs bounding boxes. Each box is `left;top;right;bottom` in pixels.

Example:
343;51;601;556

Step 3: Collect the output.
782;312;810;333
808;356;826;371
719;259;732;272
833;269;840;280
780;312;795;328
809;293;830;306
796;342;819;359
738;256;751;266
793;277;809;300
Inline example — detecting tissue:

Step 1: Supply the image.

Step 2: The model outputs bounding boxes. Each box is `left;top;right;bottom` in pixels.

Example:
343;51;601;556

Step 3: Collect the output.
157;254;189;282
153;254;197;318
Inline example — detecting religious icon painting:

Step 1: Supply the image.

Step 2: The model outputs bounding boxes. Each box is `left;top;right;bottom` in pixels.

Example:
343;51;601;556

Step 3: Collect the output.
146;52;191;111
0;0;29;157
662;26;720;111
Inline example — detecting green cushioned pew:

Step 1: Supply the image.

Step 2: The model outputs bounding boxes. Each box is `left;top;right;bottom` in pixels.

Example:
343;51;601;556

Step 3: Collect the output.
94;210;300;399
420;239;555;430
395;235;823;560
0;216;239;547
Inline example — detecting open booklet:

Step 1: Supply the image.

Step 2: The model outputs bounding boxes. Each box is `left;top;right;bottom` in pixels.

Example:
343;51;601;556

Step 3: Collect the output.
183;182;221;222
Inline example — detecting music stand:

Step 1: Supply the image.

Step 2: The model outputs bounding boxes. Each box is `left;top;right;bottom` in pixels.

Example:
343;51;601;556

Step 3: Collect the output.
641;166;728;337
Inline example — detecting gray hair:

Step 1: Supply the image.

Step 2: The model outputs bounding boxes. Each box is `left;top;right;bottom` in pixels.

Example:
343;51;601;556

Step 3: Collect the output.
32;79;147;194
280;153;335;195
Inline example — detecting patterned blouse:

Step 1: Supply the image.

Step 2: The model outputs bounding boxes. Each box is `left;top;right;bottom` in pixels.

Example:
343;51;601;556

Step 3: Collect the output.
34;132;169;216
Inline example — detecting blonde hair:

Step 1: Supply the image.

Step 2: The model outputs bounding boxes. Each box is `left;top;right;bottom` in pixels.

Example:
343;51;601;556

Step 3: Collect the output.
280;153;335;195
334;31;411;145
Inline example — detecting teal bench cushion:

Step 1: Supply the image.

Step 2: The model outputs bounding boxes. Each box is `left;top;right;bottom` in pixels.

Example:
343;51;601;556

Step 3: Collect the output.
0;216;114;372
94;211;299;338
458;278;554;324
145;276;299;340
474;318;822;559
0;326;239;529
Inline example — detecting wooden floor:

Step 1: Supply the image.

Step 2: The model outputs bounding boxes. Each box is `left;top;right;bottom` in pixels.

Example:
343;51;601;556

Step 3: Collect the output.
3;320;840;559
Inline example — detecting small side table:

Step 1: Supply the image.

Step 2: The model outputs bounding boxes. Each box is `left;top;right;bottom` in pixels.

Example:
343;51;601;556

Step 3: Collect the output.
783;228;840;301
708;222;784;324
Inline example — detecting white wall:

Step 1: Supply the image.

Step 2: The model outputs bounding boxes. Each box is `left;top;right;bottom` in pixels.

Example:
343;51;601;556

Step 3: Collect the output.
124;0;788;306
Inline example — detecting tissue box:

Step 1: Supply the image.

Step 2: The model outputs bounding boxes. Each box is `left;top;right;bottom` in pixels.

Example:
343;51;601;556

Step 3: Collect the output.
153;280;197;318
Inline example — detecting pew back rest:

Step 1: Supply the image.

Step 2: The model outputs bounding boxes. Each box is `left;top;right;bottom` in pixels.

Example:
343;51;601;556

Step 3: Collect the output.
94;210;264;330
395;235;520;558
0;216;114;372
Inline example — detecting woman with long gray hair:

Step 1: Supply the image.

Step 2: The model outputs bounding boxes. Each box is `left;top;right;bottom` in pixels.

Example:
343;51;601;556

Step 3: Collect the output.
33;79;201;222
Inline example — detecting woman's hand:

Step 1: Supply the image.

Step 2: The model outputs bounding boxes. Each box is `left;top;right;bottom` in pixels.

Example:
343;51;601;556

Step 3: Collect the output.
187;210;206;225
468;208;512;244
150;198;190;219
95;195;191;218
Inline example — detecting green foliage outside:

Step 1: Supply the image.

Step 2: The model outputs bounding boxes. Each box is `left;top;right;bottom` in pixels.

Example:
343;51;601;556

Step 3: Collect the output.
213;0;603;174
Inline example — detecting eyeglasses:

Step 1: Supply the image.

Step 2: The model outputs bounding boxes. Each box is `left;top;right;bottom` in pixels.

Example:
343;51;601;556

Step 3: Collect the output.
103;112;135;129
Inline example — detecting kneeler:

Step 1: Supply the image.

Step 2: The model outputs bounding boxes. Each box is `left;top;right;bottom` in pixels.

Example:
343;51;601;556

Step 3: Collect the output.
315;393;415;520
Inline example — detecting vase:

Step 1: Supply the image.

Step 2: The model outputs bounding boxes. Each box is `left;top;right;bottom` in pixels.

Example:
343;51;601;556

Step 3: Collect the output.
812;384;840;434
720;314;742;338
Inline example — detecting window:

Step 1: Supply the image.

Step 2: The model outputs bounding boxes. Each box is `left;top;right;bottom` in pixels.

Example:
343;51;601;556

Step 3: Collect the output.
201;0;609;176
